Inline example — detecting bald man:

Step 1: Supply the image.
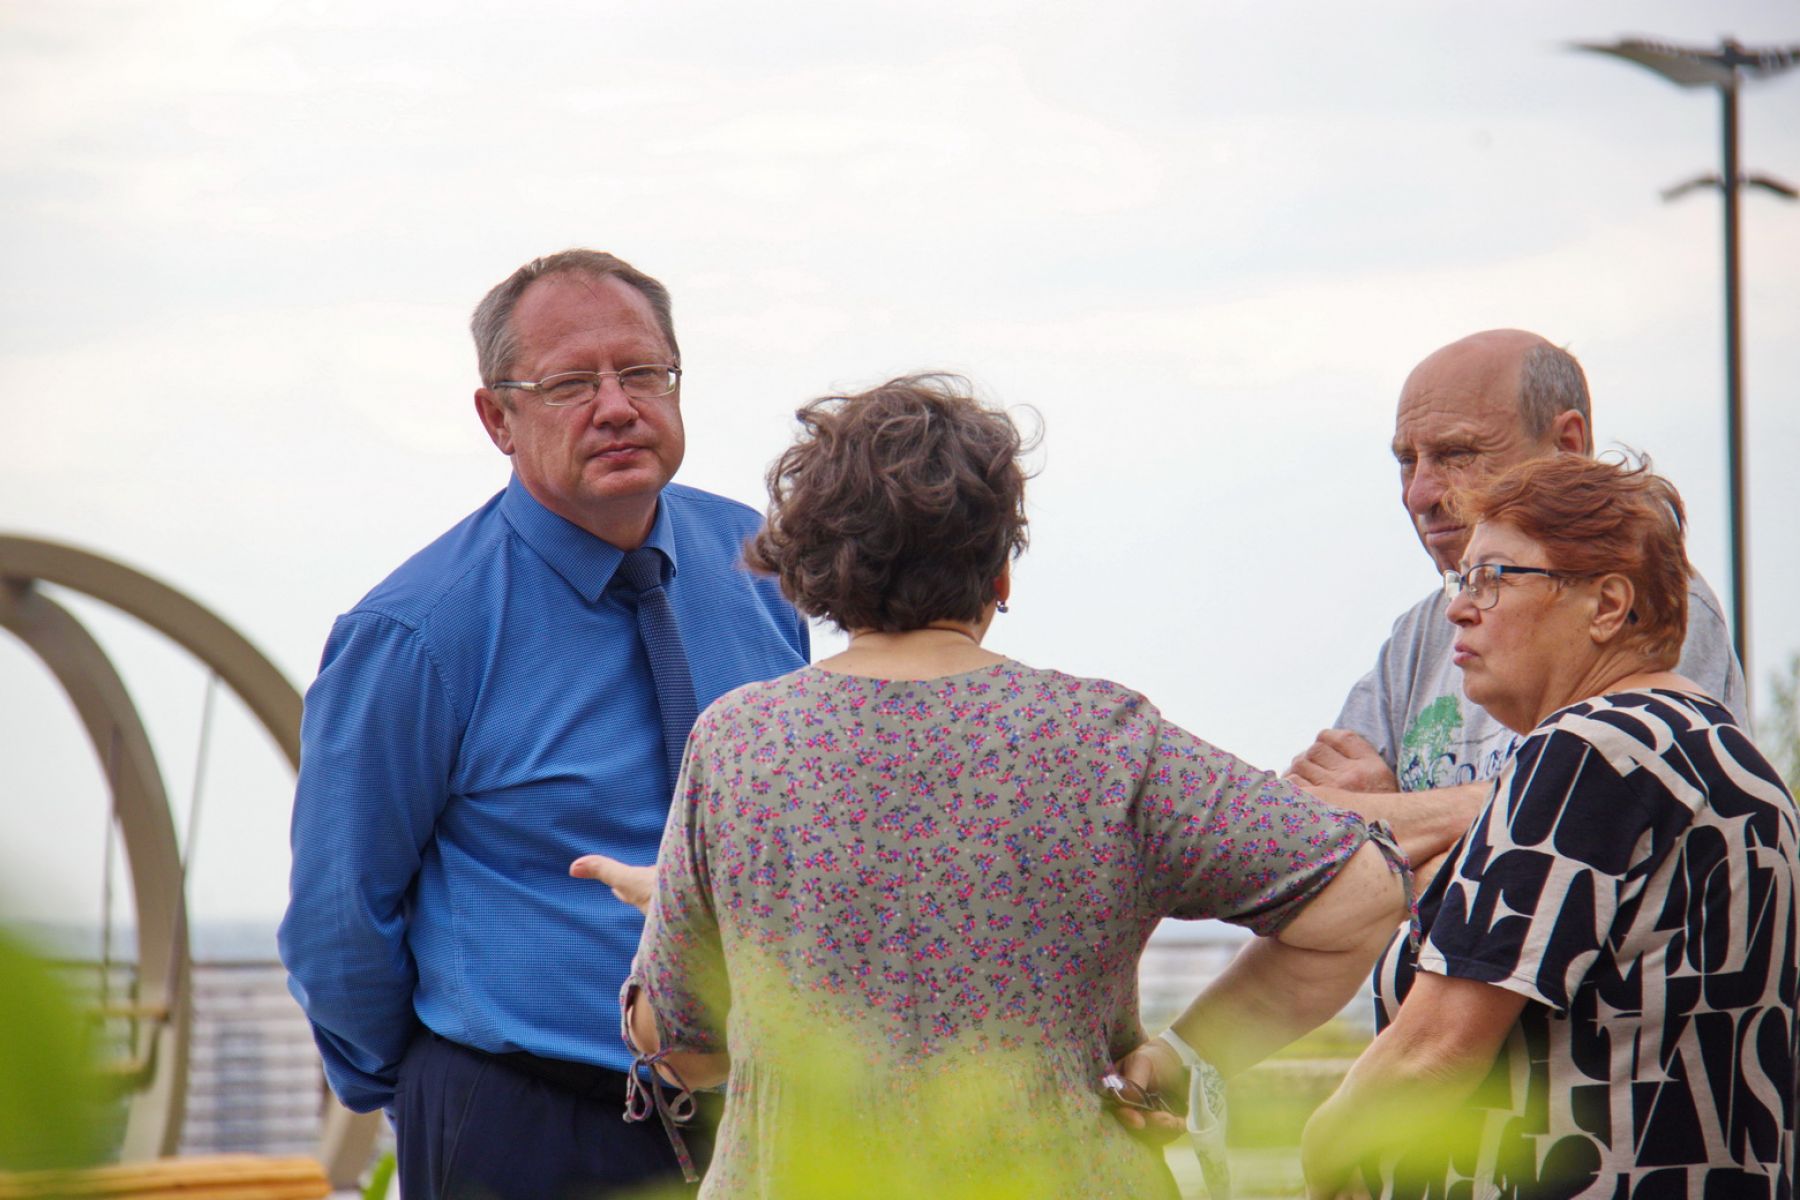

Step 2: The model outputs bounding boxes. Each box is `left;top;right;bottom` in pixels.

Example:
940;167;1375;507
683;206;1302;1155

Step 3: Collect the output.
1287;330;1747;870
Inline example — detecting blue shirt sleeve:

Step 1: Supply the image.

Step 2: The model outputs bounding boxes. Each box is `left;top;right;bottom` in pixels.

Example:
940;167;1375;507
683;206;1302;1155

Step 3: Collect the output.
278;610;463;1112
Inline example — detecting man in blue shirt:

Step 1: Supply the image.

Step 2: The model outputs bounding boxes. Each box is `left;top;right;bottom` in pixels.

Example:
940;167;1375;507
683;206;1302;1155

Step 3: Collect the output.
279;250;810;1198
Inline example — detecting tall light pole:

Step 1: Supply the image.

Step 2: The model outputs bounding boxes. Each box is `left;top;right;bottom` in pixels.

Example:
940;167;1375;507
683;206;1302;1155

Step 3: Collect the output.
1574;36;1798;681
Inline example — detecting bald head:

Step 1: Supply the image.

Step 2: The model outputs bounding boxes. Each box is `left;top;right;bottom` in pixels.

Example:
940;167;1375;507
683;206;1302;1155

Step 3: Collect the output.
1391;329;1593;571
1404;330;1593;451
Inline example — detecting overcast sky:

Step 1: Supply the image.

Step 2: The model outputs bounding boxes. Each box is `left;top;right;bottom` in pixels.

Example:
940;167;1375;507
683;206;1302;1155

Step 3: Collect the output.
3;0;1797;933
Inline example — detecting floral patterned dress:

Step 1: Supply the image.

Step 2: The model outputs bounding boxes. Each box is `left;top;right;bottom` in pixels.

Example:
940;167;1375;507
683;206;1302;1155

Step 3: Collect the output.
627;661;1371;1198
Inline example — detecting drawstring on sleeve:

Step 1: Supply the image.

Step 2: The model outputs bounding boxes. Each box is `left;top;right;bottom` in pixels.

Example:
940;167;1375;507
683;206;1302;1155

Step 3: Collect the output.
620;983;702;1184
1364;819;1420;956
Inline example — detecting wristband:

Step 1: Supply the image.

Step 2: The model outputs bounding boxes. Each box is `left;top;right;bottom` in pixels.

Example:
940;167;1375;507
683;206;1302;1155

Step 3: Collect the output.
1156;1029;1231;1200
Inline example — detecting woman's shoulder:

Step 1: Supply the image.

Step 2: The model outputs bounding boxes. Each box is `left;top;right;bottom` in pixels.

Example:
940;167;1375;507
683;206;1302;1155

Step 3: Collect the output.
1533;686;1736;748
993;662;1180;732
1512;687;1753;813
997;659;1156;704
691;667;826;726
692;660;1174;742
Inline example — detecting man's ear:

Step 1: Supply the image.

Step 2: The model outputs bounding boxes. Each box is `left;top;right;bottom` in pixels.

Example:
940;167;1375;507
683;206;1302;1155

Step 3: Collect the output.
475;388;515;455
1589;573;1635;645
1550;408;1589;455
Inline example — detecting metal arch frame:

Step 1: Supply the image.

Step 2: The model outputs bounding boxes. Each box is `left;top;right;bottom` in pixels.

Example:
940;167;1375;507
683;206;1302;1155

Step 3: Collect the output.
0;535;379;1189
0;581;190;1160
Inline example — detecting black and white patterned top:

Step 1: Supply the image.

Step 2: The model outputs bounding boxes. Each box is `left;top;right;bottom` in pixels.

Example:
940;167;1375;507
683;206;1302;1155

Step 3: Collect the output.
1371;688;1800;1199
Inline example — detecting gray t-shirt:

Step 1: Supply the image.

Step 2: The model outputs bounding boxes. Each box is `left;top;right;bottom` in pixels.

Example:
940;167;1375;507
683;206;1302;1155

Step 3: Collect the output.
1335;573;1748;792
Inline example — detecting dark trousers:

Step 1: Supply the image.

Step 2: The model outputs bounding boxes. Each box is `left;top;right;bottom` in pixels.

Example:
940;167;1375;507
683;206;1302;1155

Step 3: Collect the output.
394;1032;715;1200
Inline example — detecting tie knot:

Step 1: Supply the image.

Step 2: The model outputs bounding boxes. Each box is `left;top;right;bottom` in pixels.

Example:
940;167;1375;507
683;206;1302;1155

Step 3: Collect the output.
616;547;669;595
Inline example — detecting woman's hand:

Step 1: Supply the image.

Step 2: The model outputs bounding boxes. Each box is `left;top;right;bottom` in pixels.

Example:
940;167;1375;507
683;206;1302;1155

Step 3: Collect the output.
1301;1098;1372;1200
1105;1038;1186;1142
570;854;655;913
1300;973;1524;1200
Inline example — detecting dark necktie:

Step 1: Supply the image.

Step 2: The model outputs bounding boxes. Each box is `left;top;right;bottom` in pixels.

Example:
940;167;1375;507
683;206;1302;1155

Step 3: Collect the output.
615;547;699;788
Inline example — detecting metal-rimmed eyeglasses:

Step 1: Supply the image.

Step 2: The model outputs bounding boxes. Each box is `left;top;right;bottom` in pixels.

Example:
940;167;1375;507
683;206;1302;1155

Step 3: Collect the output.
1442;563;1581;610
495;365;681;407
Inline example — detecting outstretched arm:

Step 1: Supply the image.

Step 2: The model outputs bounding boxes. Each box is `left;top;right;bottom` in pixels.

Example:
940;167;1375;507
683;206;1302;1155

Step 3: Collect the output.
1301;781;1483;885
581;855;730;1090
1286;728;1486;870
1113;841;1406;1134
1172;842;1405;1073
1300;973;1525;1199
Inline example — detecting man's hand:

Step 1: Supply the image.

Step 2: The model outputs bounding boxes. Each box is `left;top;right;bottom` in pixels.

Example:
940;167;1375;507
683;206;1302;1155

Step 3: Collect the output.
569;855;655;914
1105;1038;1186;1142
1286;729;1398;794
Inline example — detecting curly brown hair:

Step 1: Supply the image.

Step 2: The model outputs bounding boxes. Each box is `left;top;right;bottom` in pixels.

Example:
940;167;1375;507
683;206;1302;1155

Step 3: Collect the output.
746;374;1032;632
1451;453;1690;668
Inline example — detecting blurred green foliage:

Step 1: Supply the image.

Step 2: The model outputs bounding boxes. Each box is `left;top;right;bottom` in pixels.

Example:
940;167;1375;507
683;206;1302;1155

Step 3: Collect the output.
1225;1019;1366;1152
621;1024;1149;1199
619;948;1187;1199
0;925;108;1171
361;1149;397;1200
1762;652;1800;793
615;941;1381;1199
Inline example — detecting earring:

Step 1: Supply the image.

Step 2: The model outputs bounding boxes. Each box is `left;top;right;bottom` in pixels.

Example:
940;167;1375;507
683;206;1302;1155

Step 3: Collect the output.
996;600;1010;614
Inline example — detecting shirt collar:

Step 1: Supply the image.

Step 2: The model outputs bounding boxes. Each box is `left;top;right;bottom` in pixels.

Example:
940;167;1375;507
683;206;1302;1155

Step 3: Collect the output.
499;473;680;601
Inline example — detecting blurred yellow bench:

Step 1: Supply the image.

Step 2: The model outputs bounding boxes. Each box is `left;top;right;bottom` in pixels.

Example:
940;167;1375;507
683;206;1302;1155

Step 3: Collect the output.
0;1155;330;1200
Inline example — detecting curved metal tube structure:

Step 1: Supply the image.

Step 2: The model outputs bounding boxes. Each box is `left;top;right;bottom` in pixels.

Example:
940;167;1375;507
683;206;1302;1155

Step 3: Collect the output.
0;535;379;1188
0;581;191;1159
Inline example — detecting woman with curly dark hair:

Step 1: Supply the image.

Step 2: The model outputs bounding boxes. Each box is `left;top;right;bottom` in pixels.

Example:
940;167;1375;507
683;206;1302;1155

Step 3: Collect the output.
607;374;1409;1197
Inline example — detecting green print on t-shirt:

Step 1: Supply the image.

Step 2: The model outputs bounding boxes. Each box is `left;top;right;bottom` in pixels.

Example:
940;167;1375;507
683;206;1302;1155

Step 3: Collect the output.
1399;694;1462;792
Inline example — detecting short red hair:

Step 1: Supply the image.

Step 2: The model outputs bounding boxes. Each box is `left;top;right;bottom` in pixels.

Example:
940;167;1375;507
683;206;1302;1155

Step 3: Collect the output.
1452;455;1689;669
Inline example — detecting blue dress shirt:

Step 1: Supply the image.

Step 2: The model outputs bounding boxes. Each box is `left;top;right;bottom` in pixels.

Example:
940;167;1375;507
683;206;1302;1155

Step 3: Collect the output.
279;474;810;1112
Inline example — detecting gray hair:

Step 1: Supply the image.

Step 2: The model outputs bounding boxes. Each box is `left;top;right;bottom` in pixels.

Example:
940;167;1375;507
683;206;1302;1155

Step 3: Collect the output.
470;249;680;387
1518;342;1592;452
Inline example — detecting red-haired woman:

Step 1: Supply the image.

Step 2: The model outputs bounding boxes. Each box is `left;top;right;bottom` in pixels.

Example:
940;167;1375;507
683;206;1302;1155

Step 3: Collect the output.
1302;455;1800;1199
